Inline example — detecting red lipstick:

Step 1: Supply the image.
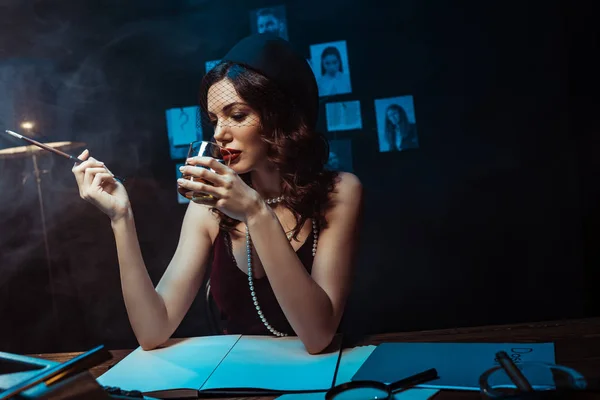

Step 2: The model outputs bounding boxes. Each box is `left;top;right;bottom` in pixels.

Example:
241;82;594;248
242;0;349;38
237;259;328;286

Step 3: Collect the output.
221;148;241;163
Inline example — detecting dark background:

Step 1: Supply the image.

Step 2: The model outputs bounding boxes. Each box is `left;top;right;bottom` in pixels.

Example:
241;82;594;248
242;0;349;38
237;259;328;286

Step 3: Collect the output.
0;0;597;354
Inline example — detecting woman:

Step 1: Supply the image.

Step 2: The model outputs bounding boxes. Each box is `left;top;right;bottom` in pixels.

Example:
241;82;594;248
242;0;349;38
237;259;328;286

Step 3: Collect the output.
384;103;418;151
317;46;352;96
72;33;362;354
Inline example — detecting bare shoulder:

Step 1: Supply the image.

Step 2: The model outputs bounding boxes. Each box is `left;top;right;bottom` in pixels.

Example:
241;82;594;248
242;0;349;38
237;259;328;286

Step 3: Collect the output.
331;172;363;203
325;172;362;221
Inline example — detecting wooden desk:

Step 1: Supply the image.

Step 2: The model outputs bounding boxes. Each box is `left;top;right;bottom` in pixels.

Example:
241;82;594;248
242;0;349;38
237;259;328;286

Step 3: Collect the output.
32;317;600;400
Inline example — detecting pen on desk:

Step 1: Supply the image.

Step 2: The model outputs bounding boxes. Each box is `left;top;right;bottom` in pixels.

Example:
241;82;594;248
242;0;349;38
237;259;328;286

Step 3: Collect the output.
496;351;534;393
389;368;439;392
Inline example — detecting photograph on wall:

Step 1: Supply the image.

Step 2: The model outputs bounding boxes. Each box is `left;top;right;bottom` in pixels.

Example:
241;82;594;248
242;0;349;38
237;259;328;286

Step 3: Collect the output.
309;40;352;97
205;59;221;73
165;106;201;160
374;95;419;152
325;100;362;132
249;5;288;40
175;162;190;204
325;139;353;172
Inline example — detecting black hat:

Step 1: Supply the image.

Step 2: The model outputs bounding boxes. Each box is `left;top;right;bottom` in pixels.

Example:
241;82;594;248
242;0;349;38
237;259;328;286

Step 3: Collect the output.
221;33;319;129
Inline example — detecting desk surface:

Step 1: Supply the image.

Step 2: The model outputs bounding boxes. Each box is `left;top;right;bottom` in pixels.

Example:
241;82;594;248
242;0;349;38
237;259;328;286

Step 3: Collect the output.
32;317;600;400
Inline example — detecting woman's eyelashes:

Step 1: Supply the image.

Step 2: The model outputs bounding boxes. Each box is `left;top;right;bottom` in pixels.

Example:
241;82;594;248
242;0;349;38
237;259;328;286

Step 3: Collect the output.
210;112;248;126
231;113;247;122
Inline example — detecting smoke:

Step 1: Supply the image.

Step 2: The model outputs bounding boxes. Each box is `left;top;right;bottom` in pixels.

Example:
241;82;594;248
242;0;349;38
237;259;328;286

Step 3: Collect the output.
0;0;226;352
0;3;126;352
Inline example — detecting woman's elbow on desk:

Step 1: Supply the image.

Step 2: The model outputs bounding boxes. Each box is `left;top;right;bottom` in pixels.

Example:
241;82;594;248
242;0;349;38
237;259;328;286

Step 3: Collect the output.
306;338;335;355
138;336;167;351
305;338;333;355
139;340;158;351
135;327;170;351
301;325;338;355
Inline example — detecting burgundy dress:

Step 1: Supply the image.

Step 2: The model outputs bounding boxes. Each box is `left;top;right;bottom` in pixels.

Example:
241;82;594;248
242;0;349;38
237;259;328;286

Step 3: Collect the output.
209;230;315;335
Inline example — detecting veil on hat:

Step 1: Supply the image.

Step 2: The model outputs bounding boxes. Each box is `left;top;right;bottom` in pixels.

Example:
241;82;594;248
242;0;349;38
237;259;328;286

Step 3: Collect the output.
197;33;319;136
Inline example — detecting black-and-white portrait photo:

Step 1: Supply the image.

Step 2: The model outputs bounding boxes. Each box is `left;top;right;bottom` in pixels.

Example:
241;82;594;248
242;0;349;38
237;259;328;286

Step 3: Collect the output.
205;59;221;73
374;95;419;152
249;5;288;40
325;139;353;172
325;100;362;132
165;105;201;160
309;40;352;97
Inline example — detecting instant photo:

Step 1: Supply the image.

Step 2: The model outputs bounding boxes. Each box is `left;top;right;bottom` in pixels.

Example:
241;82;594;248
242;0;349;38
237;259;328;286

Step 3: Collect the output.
249;5;288;40
165;106;202;160
325;101;362;132
374;95;419;152
309;40;352;97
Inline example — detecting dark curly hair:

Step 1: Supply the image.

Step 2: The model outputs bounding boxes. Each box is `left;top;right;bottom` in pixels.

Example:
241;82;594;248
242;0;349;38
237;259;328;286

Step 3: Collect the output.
385;104;409;151
199;61;339;240
320;46;343;75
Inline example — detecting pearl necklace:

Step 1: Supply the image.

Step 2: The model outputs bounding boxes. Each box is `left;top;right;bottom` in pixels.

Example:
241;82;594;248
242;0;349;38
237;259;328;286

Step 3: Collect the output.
265;195;285;205
246;196;318;337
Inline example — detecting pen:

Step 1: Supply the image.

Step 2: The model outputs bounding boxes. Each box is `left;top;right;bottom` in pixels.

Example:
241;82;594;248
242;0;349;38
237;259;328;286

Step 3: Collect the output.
388;368;439;392
496;351;534;392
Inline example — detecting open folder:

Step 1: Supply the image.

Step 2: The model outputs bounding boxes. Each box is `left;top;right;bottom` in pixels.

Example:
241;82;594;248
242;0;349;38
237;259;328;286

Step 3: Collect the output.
97;335;343;398
352;342;556;391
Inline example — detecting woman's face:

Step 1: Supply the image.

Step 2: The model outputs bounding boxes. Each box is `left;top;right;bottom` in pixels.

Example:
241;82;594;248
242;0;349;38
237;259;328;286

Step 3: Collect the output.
387;108;401;127
207;79;268;173
322;54;340;76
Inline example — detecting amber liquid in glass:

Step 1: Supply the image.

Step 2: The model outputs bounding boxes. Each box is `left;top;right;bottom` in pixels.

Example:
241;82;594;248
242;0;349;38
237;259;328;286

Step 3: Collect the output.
177;141;229;203
177;170;215;202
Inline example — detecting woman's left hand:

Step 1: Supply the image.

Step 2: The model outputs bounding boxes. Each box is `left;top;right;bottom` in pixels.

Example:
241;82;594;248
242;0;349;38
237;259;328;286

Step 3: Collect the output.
177;157;262;221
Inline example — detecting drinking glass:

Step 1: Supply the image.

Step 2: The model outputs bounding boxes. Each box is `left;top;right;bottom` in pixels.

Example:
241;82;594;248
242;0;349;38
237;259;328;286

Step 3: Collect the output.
177;141;231;203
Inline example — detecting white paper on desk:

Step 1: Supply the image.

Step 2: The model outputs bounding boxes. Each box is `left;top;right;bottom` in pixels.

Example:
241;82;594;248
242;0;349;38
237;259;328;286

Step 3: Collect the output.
97;335;241;392
352;342;556;391
275;346;439;400
201;335;339;391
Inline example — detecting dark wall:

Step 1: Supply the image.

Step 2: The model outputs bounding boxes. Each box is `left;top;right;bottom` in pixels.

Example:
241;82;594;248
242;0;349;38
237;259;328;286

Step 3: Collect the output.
567;0;600;319
0;0;597;354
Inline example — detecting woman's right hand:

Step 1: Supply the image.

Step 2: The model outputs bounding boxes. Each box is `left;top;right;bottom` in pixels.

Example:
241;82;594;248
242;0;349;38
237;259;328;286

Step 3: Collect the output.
72;149;131;222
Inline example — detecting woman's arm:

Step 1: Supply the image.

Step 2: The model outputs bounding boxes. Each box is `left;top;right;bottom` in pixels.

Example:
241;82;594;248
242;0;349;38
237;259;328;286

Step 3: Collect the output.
112;203;215;350
72;150;215;350
246;172;363;353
